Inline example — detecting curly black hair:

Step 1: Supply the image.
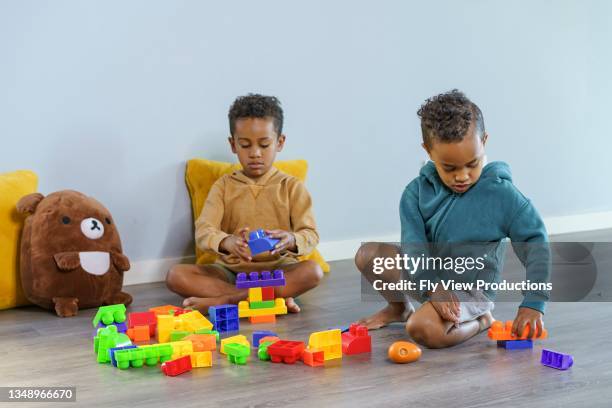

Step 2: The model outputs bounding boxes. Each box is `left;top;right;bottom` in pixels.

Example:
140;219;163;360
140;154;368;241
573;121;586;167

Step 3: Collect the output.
228;93;284;137
417;89;485;148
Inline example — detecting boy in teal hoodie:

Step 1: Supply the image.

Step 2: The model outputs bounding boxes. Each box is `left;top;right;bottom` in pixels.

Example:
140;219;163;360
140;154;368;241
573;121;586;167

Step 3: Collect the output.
355;90;550;348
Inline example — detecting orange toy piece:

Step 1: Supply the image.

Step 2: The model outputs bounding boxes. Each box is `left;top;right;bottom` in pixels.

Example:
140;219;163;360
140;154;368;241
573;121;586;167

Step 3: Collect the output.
487;320;548;341
184;334;216;351
302;348;324;367
388;341;421;364
259;336;280;344
149;305;183;316
250;315;276;324
127;325;151;342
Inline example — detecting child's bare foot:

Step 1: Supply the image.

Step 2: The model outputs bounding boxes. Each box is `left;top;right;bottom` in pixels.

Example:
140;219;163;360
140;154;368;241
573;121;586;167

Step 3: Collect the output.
477;311;494;332
285;297;300;313
183;295;229;313
357;302;415;330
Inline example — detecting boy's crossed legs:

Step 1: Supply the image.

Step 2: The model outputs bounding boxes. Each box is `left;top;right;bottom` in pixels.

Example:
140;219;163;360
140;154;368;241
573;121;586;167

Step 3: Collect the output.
355;242;493;348
166;260;323;313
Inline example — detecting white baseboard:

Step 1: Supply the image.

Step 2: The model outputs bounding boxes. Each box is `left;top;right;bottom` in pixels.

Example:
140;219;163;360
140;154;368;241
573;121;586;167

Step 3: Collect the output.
123;211;612;286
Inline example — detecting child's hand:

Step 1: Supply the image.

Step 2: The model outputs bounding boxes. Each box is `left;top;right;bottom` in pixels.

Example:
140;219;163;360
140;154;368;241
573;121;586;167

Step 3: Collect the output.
428;289;460;323
264;229;297;254
512;307;544;338
219;227;252;262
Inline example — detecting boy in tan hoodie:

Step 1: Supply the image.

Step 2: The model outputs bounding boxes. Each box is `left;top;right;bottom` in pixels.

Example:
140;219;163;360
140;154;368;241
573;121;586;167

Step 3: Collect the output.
166;94;323;312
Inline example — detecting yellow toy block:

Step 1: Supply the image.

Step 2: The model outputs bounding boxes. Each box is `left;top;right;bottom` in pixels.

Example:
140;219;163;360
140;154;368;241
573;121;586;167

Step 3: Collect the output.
248;287;263;302
177;310;213;331
191;351;213;368
238;298;287;318
308;329;342;360
157;315;175;343
220;335;250;354
169;340;193;359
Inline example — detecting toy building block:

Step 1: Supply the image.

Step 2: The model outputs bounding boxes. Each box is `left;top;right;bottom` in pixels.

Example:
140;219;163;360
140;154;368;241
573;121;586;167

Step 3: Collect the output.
127;325;151;342
194;329;220;342
252;331;277;348
327;325;350;333
247;229;280;256
236;270;286;289
191;351;213;368
156;315;175;343
169;340;193;360
184;334;216;351
161;355;192;376
250;300;276;309
220;335;250;354
258;341;273;361
488;320;548;341
250;315;276;324
149;305;182;316
267;340;306;364
259;336;280;345
177;310;213;332
302;348;324;367
341;324;371;355
238;298;287;318
138;343;173;366
93;321;127;337
114;347;146;369
208;304;239;333
170;330;192;342
248;287;263;302
109;345;137;367
128;311;156;336
94;325;132;364
308;329;342;360
92;304;127;327
497;340;533;350
225;343;251;365
170;308;189;316
261;287;275;301
541;349;573;370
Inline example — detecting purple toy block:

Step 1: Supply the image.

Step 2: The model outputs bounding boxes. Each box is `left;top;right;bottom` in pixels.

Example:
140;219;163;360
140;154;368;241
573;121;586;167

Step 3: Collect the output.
93;321;128;337
109;345;137;367
235;270;286;289
252;331;277;348
497;340;533;350
541;349;573;370
248;229;280;256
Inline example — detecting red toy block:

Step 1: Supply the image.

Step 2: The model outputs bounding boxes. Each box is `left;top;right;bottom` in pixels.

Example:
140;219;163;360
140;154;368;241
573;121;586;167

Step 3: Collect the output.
161;355;192;376
341;323;372;355
127;325;150;342
128;312;156;336
487;320;548;341
261;287;275;301
267;340;305;364
249;315;276;324
302;348;324;367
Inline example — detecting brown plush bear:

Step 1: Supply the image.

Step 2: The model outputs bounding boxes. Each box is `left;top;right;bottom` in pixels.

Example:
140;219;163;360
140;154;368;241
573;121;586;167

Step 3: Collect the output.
16;190;132;317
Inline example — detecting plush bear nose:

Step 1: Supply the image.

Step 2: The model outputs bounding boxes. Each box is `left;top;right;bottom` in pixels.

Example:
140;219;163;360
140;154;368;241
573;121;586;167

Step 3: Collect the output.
81;217;105;240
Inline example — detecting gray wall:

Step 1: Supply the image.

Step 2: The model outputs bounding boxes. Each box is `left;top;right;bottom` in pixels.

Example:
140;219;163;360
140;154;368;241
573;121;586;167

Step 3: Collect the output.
2;1;611;261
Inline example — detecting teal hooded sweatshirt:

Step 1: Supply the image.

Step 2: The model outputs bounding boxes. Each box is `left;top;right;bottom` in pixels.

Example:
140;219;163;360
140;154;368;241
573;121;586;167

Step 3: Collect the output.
400;161;550;313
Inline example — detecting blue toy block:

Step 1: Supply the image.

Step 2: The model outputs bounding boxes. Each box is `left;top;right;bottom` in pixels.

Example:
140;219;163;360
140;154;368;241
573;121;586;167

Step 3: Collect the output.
208;304;239;333
248;229;280;256
497;340;533;350
235;270;286;289
252;331;277;348
109;345;137;367
541;349;573;370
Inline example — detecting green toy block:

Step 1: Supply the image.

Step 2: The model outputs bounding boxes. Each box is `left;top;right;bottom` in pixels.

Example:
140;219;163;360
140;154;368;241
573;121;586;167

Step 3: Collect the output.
257;341;273;361
170;330;192;342
92;304;127;327
225;343;250;365
249;300;275;309
115;348;146;369
195;329;220;342
94;324;132;364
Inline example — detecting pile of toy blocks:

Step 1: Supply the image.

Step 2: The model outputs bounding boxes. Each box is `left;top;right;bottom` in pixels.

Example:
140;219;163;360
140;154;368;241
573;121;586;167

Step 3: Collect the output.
236;270;288;324
92;304;219;376
487;320;548;350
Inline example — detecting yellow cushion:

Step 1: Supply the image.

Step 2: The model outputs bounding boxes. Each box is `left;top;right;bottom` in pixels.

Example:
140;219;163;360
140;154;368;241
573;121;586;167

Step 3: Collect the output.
185;158;329;272
0;170;38;309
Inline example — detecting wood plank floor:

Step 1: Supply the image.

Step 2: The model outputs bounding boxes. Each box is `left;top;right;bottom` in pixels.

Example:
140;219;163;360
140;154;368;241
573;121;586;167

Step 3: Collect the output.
1;230;612;407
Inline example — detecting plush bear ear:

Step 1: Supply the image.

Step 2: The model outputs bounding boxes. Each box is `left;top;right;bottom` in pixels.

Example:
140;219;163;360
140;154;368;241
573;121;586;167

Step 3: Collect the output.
16;193;45;214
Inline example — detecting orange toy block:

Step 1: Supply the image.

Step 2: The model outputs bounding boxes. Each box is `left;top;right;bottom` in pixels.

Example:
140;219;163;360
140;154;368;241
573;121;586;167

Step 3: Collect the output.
184;334;216;351
250;315;276;324
487;320;548;341
302;348;324;367
259;336;280;344
127;325;150;342
149;305;183;316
